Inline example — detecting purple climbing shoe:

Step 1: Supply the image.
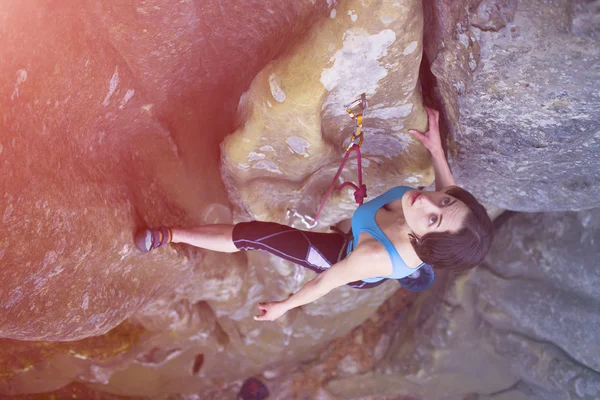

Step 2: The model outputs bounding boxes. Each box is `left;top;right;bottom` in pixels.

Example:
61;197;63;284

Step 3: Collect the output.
135;227;172;252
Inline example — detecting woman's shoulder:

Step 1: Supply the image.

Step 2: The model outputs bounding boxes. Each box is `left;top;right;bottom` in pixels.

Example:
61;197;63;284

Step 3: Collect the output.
378;185;413;201
351;240;394;276
357;228;424;271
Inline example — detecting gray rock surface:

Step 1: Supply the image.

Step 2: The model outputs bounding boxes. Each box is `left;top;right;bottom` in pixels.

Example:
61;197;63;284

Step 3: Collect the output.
322;209;600;400
450;0;600;212
573;0;600;40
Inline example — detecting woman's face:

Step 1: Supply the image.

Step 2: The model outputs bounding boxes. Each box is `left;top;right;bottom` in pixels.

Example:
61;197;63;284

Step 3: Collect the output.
401;188;469;237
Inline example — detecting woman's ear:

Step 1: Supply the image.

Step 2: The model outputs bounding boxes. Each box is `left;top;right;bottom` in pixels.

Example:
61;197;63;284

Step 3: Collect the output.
408;233;421;249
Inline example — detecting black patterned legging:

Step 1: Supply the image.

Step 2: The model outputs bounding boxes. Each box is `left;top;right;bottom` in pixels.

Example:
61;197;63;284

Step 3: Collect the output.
232;221;386;289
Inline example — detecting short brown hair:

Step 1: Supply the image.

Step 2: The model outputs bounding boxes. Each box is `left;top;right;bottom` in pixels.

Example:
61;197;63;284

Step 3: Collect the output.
409;186;494;274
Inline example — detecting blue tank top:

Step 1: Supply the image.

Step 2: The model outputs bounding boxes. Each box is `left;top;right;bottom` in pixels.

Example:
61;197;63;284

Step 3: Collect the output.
346;186;425;283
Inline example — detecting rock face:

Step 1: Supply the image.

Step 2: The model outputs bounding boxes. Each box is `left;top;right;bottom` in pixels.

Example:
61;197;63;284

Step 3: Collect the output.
1;0;598;398
425;0;600;212
0;0;428;396
319;209;600;400
0;0;330;342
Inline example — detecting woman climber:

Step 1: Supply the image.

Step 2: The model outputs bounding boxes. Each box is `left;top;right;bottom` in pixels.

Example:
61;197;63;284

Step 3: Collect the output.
135;107;494;322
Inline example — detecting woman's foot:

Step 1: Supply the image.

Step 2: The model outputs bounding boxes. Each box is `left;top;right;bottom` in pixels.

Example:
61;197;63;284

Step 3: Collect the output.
135;227;173;252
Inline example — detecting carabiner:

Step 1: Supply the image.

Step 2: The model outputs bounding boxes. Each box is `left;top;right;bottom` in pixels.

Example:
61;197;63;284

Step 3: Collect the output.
345;93;368;119
345;103;365;151
346;133;364;151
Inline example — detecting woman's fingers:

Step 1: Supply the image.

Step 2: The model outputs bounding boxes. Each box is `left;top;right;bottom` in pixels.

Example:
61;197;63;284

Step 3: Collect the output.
425;107;440;129
254;301;287;321
255;303;272;321
425;107;434;124
254;307;267;321
409;129;428;143
254;310;274;321
425;106;439;118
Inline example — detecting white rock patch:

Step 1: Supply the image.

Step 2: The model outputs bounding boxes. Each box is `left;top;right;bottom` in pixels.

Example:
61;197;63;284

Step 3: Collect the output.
286;136;311;156
368;103;413;119
320;29;397;116
268;74;286;103
403;41;418;55
103;66;119;106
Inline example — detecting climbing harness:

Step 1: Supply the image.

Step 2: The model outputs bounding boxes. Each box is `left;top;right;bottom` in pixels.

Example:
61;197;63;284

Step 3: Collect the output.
313;93;368;223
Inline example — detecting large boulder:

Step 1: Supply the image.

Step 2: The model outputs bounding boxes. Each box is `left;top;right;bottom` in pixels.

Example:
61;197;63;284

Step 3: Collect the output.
221;0;433;228
425;0;600;211
0;0;430;395
0;0;328;343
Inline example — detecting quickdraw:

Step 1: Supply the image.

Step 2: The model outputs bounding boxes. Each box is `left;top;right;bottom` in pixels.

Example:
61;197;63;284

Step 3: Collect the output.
312;93;368;223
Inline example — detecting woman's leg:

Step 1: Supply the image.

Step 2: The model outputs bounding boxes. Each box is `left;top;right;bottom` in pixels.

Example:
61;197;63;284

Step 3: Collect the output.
231;221;348;274
234;222;384;290
136;222;347;261
171;224;239;253
136;221;383;289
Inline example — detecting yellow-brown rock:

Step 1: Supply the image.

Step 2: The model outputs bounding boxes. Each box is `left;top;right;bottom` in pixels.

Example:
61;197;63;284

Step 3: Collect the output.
222;0;433;227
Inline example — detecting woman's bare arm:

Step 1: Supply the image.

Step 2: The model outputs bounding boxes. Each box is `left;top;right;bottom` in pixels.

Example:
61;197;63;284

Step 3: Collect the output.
410;107;456;191
430;148;456;191
254;245;390;321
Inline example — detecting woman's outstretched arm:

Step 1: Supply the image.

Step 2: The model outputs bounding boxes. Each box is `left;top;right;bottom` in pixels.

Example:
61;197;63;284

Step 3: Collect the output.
254;244;391;321
410;107;456;191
